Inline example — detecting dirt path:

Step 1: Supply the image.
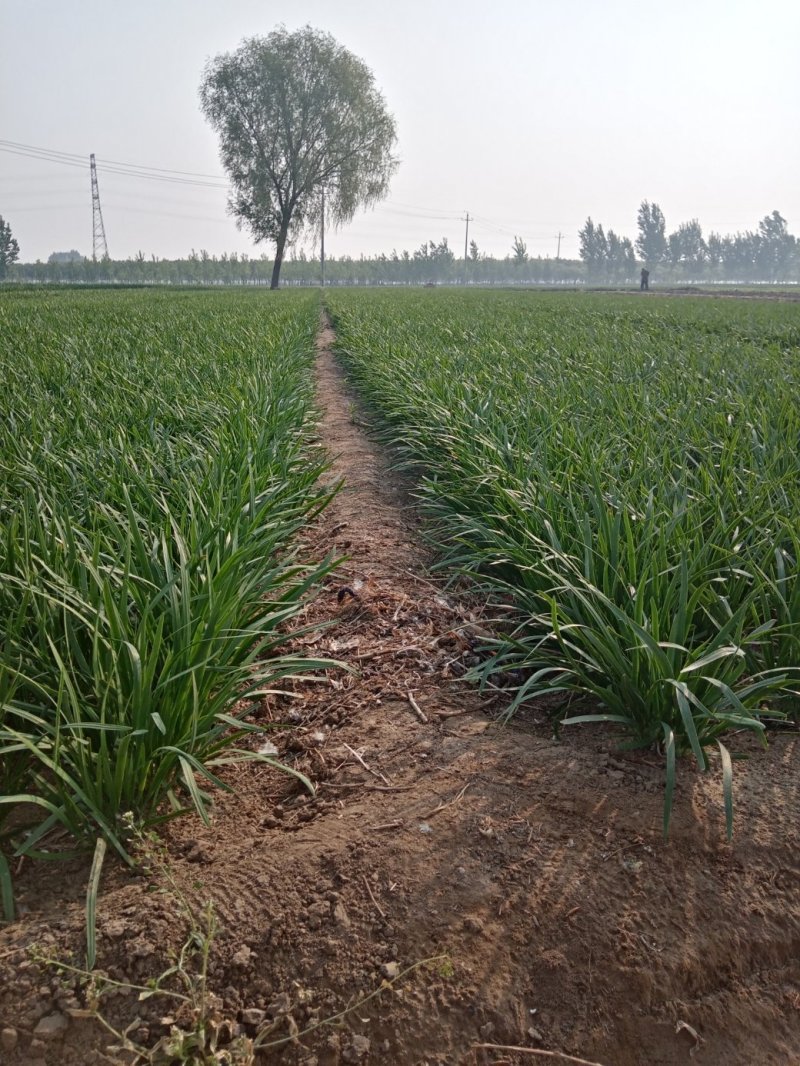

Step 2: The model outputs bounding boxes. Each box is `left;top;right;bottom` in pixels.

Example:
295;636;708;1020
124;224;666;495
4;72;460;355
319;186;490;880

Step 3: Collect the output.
312;314;430;585
1;316;799;1066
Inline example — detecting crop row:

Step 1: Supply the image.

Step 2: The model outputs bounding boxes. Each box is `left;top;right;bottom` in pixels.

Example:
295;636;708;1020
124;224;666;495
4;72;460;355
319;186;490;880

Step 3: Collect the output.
328;289;800;834
0;289;330;918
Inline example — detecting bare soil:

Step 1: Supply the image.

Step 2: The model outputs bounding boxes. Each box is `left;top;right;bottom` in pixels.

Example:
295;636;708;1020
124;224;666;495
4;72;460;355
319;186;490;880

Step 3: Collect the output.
1;318;798;1066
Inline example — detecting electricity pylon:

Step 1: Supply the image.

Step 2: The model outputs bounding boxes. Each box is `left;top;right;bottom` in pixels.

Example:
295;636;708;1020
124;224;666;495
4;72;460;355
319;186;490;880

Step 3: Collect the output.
90;153;109;261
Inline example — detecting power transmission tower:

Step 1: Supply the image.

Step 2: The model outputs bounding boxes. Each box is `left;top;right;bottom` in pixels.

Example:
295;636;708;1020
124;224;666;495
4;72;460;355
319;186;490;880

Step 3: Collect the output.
555;231;564;260
463;212;471;285
90;154;109;261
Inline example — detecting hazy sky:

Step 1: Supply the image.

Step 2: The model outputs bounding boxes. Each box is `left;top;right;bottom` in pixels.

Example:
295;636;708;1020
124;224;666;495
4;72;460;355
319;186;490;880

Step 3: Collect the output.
2;0;798;263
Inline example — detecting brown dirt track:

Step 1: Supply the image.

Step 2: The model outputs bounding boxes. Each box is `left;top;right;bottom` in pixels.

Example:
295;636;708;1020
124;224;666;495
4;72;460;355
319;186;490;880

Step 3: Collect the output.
0;318;798;1066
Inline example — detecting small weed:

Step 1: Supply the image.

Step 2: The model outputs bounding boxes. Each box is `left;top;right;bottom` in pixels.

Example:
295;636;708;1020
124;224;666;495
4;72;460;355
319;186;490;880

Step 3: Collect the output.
35;824;251;1064
34;823;447;1063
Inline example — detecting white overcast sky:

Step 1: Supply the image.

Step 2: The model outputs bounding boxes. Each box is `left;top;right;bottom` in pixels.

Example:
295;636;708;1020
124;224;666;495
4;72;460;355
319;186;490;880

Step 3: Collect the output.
1;0;798;263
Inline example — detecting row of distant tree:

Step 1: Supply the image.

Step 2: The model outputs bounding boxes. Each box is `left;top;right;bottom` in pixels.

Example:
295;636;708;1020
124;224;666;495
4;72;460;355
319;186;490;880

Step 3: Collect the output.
3;207;798;288
580;202;798;283
11;241;587;286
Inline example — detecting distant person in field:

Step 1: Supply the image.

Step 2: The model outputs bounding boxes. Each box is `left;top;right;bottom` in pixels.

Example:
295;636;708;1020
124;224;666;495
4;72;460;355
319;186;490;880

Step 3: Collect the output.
640;268;650;291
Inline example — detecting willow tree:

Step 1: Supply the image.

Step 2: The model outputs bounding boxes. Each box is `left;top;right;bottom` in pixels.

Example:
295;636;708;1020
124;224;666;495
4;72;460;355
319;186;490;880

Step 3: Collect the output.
200;26;398;289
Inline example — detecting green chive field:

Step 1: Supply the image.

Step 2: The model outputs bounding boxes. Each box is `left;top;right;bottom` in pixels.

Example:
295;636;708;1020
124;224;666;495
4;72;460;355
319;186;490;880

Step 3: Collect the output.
328;290;800;834
1;286;799;1065
0;289;333;911
2;287;798;872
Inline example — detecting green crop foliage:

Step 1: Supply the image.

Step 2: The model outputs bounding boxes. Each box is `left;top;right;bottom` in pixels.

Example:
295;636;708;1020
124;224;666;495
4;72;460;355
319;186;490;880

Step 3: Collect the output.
0;288;336;912
326;289;800;837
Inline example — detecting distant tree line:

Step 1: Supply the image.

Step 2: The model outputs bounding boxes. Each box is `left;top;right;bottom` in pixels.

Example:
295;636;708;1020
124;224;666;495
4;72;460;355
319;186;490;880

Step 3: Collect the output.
9;241;584;287
5;203;798;288
580;202;799;284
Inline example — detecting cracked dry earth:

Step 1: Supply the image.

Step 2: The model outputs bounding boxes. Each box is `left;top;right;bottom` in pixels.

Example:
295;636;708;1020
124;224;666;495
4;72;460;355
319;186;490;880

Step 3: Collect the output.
1;315;799;1066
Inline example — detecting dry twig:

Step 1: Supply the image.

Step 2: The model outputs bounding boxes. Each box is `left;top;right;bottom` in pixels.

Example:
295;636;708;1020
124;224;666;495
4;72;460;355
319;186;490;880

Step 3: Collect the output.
391;594;407;622
407;691;428;724
420;781;471;820
325;782;412;792
342;742;392;786
472;1045;608;1066
354;647;407;662
362;874;386;918
399;568;448;596
601;837;646;862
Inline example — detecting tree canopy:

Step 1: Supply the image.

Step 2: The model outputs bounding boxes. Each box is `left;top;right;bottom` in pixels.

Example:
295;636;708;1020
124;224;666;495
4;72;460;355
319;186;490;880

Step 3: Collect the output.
200;25;398;288
0;216;19;279
511;236;528;264
579;218;636;283
635;200;668;267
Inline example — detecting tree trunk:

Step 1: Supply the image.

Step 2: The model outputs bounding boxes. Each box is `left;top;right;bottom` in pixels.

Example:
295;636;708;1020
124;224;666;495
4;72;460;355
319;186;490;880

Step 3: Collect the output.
270;219;291;290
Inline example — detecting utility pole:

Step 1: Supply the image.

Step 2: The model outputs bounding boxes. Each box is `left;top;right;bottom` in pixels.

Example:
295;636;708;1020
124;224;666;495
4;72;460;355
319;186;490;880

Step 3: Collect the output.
90;154;109;261
320;182;325;287
555;231;564;260
463;212;471;285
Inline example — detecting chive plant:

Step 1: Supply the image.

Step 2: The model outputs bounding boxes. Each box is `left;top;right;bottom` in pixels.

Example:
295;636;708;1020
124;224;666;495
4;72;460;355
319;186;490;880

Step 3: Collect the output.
0;289;336;914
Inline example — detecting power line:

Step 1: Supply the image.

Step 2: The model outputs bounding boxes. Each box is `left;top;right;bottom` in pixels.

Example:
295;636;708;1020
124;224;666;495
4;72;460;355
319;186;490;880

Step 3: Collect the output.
0;139;227;181
103;202;236;224
1;138;578;255
0;143;230;189
372;204;462;222
3;203;86;213
383;197;461;215
0;140;561;230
